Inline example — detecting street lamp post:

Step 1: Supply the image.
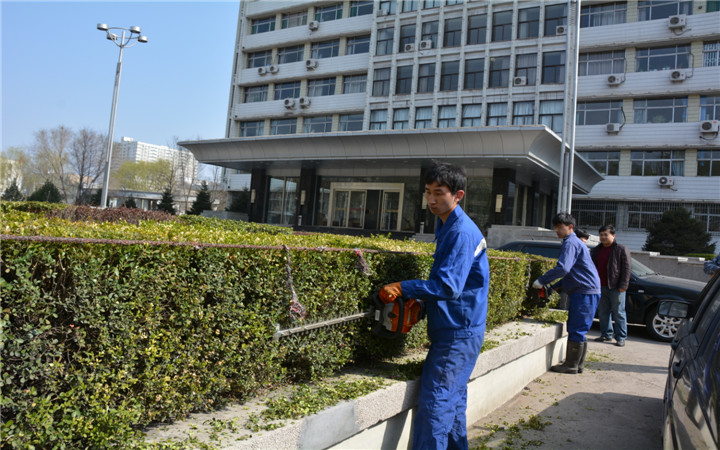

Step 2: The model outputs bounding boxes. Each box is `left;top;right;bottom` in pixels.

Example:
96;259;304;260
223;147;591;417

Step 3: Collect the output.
97;23;148;208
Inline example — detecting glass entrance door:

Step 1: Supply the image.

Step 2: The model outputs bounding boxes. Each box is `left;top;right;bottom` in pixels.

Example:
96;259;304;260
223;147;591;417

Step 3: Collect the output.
328;183;404;231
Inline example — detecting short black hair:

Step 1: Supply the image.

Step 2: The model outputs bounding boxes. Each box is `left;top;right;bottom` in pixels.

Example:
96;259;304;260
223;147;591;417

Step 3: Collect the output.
599;224;616;235
425;162;466;194
575;229;590;240
551;212;576;229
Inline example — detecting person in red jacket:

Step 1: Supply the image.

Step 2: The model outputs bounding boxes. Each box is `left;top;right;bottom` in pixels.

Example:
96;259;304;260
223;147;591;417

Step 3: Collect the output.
590;225;632;347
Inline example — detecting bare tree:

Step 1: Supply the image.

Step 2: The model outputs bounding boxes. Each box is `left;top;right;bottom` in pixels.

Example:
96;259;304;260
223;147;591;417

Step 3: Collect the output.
32;126;73;201
70;128;106;204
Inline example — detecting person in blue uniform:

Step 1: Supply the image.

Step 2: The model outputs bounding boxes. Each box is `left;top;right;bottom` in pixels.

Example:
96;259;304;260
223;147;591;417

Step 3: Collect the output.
381;162;489;450
533;212;601;374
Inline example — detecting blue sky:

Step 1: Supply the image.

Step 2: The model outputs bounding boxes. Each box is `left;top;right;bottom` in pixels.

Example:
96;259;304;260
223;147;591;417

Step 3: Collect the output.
1;0;239;152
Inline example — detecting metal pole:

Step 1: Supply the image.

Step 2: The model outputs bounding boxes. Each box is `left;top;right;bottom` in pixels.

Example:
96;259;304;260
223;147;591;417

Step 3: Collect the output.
100;32;125;209
566;0;581;213
557;0;572;213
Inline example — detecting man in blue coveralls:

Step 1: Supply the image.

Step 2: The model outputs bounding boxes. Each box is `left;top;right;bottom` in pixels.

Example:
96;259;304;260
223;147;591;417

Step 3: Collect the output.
381;162;489;450
533;212;601;374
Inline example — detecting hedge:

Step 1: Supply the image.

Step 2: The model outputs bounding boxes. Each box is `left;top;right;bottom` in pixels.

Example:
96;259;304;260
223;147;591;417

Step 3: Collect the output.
0;203;555;447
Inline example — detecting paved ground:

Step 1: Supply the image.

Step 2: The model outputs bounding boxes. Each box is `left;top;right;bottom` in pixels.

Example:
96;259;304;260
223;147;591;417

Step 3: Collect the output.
467;323;671;450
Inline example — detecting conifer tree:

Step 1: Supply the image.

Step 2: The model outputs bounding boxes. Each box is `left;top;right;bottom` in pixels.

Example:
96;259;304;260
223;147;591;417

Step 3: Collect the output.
643;208;715;256
187;181;212;215
27;180;63;203
157;188;176;215
1;179;24;201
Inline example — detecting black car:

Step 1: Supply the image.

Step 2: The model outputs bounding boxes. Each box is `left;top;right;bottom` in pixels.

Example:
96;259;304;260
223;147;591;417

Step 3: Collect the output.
496;240;706;341
660;272;720;449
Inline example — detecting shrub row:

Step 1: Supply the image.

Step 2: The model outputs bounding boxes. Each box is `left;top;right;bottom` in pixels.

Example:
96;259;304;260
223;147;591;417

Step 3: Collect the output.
0;203;554;447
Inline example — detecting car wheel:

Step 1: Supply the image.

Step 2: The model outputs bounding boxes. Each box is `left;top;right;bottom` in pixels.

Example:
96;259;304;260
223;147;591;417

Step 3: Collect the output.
645;304;682;342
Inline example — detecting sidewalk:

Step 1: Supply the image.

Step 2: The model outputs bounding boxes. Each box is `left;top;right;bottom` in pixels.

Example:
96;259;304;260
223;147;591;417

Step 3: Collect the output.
467;324;671;450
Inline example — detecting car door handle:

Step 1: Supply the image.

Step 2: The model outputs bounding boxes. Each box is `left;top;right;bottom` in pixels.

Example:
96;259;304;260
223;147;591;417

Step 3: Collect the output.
672;361;683;378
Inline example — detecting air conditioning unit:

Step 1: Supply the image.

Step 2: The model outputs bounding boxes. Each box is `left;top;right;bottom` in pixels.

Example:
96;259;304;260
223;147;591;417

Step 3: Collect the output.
607;74;624;85
419;39;433;50
658;176;674;186
305;59;318;70
404;43;416;52
513;76;527;86
377;9;389;16
308;20;319;31
668;15;686;29
670;70;686;81
268;64;279;74
556;25;566;35
257;66;267;75
700;120;720;133
606;123;621;134
284;98;295;109
299;96;311;108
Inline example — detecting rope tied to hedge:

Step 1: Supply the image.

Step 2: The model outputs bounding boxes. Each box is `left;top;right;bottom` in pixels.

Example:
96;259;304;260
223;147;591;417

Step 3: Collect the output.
283;244;307;322
354;249;372;276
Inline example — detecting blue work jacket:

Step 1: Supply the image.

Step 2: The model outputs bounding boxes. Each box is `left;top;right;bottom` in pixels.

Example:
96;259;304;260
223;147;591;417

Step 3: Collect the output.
538;232;601;295
401;206;489;342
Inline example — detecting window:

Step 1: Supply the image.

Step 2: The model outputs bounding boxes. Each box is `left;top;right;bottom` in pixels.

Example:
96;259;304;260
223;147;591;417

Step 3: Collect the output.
421;20;438;48
438;106;457;128
441;61;459;91
247;50;271;68
396;65;413;94
577;101;623;125
340;113;364;131
240;121;264;137
303;116;333;133
542;51;565;84
244;85;268;103
464;58;484;89
278;45;304;64
379;0;396;14
370;109;388;130
308;78;336;97
393;108;409;129
402;0;418;12
573;200;618;228
417;63;435;93
271;118;297;135
513;101;535;125
489;56;510;88
636;45;690;72
634;97;687;123
274;81;301;100
424;0;441;9
540;100;564;132
461;104;482;127
518;7;540;39
515;54;537;85
545;4;567;36
638;0;692;21
446;0;463;5
311;40;340;59
697;151;720;177
704;41;720;67
343;75;366;94
701;96;720;121
444;18;462;47
415;107;432;128
492;10;513;42
467;14;487;45
631;150;685;176
282;11;307;29
579;151;621;176
252;17;275;34
579;50;625;76
350;0;373;17
400;24;416;51
581;2;626;27
376;28;394;55
373;68;391;96
487;102;507;126
347;35;370;55
267;177;298;225
315;4;343;22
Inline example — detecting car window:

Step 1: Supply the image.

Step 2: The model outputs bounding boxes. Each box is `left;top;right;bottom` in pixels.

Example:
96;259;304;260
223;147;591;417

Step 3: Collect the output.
694;284;720;345
522;245;560;259
630;258;656;277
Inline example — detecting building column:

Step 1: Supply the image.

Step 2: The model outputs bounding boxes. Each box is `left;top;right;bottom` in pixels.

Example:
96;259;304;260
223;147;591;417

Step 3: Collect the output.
490;168;516;225
248;167;266;223
297;167;316;227
418;167;434;234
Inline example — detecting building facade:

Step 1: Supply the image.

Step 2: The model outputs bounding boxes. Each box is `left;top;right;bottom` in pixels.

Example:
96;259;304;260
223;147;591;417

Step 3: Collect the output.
182;0;719;248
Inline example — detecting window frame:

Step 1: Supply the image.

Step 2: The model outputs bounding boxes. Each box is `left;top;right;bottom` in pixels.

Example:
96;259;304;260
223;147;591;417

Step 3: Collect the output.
515;53;537;86
633;97;688;124
489;56;510;88
251;17;276;34
373;67;391;96
339;113;364;131
281;11;308;29
467;14;487;45
370;109;388;130
580;2;626;28
542;51;566;84
701;95;720;121
461;104;482;127
636;45;691;72
492;10;513;42
277;45;304;64
638;0;692;21
703;41;720;67
274;81;301;100
464;58;484;90
578;50;626;76
393;108;410;129
414;106;433;129
544;4;567;36
421;20;439;48
244;85;268;103
518;7;540;39
444;17;463;47
539;99;564;133
270;118;297;135
577;100;623;125
311;40;340;59
438;105;457;128
400;24;417;52
697;150;720;177
440;61;460;91
579;151;621;176
350;0;374;17
315;4;343;22
376;28;395;56
303;115;334;133
346;35;370;55
307;77;337;97
343;74;367;94
487;102;508;126
417;63;436;93
630;150;685;176
396;65;413;95
240;120;265;137
512;101;535;125
247;50;272;69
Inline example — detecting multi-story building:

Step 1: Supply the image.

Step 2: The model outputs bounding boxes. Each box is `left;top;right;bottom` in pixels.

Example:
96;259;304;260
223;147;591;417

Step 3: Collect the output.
112;137;199;186
182;0;719;249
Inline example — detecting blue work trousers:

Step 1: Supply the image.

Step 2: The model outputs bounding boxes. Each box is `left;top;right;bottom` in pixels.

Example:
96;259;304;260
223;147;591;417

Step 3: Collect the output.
597;287;627;340
412;334;484;450
567;293;600;343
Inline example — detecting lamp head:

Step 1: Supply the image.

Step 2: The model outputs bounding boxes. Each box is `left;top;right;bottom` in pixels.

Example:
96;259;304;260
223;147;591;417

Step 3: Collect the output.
107;32;118;41
138;35;149;43
97;23;109;31
129;26;141;34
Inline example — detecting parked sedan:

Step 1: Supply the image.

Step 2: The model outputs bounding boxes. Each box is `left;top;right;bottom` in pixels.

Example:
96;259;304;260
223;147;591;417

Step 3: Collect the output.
661;272;720;449
496;240;706;341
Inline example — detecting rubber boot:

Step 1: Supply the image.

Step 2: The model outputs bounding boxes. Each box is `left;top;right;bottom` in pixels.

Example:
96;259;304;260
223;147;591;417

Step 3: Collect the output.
577;341;588;374
551;340;583;374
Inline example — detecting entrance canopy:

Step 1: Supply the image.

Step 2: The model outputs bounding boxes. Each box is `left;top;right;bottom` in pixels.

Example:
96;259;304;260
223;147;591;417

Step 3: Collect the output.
180;126;603;194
